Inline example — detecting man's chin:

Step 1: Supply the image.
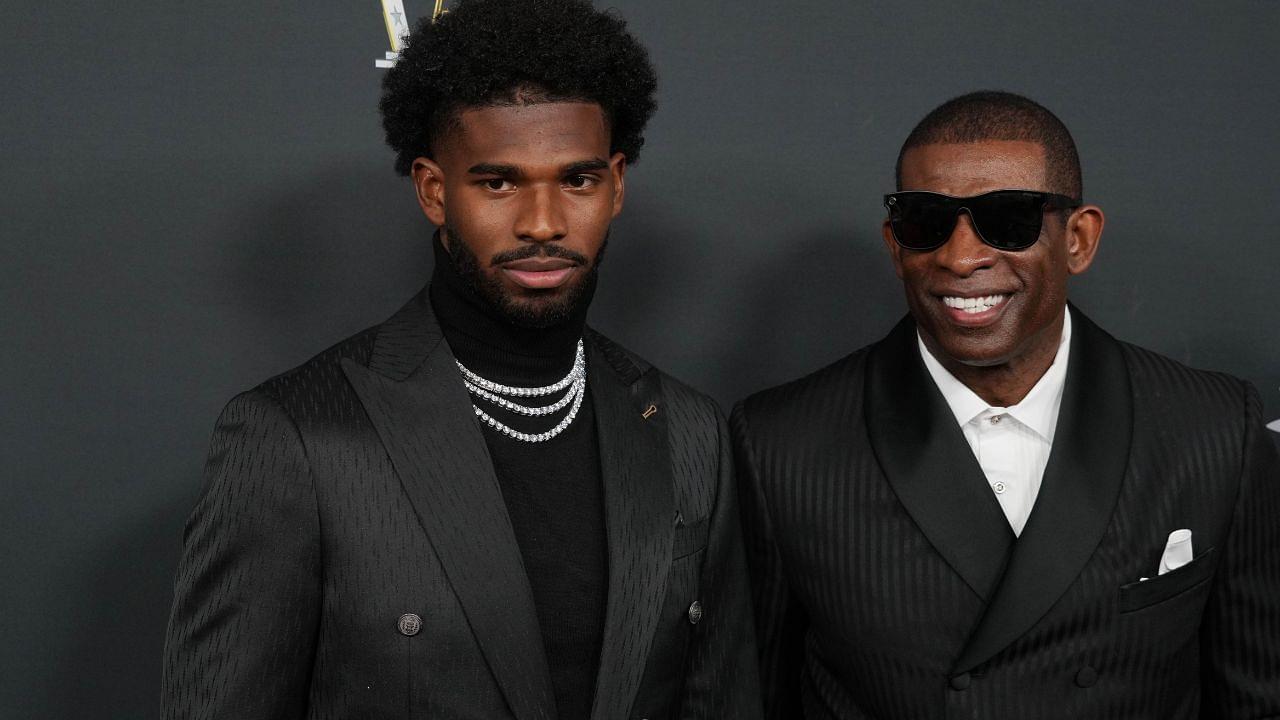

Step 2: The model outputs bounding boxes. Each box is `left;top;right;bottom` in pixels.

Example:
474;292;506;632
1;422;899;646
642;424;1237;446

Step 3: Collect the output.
488;281;590;328
919;321;1014;369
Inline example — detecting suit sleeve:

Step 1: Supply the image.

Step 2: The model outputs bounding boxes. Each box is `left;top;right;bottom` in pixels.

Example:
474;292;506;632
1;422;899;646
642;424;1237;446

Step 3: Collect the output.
1200;384;1280;718
161;390;322;720
675;407;764;719
731;401;808;719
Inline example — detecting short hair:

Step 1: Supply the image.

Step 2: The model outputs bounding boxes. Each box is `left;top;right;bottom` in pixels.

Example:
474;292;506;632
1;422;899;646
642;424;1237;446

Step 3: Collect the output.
379;0;658;175
895;91;1083;200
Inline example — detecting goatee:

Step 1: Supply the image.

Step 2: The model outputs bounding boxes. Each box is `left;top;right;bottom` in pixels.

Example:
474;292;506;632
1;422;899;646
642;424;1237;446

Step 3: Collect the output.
442;224;606;329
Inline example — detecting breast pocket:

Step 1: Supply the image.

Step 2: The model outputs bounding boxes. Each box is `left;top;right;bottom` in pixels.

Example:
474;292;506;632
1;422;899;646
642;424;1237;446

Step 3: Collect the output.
1116;547;1217;656
1118;547;1216;613
672;515;710;560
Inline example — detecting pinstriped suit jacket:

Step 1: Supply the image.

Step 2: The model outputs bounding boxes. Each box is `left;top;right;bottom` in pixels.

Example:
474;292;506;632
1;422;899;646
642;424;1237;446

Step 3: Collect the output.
162;289;761;720
733;307;1280;719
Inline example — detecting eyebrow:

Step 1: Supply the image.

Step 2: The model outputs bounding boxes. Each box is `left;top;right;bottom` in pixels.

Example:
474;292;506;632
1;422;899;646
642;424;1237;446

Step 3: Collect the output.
466;159;609;177
562;159;609;174
467;163;521;177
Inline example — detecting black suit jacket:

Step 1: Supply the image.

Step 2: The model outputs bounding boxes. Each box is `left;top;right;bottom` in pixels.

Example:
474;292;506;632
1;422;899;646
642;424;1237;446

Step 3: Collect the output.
734;308;1280;719
162;290;761;720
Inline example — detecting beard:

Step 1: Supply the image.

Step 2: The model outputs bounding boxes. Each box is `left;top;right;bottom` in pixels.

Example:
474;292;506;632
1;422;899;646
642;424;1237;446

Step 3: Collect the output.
443;223;607;329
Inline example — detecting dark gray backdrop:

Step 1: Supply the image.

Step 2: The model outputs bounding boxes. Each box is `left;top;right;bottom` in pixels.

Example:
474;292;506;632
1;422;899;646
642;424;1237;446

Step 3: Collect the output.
3;1;1278;717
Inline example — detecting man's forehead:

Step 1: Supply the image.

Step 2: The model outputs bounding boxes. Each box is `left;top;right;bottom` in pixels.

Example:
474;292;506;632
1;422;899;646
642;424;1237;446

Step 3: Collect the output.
444;102;610;162
900;140;1049;195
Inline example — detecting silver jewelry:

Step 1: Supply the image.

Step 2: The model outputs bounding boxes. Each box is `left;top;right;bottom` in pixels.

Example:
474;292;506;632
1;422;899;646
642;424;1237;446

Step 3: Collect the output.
456;339;587;443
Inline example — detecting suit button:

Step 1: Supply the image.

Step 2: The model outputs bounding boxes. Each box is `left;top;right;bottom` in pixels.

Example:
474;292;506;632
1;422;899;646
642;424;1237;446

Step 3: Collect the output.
397;613;422;636
1075;665;1098;688
687;601;703;625
949;673;971;691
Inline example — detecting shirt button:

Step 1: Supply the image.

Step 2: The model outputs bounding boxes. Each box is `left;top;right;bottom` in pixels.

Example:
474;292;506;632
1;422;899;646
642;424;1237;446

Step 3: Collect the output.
687;600;703;625
992;481;1007;494
1075;665;1099;688
989;414;1003;425
397;613;422;636
949;673;971;691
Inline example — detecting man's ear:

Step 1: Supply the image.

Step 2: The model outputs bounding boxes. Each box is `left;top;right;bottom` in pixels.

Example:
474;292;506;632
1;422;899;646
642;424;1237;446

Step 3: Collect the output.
1065;204;1104;275
411;157;446;228
882;218;906;279
609;152;626;219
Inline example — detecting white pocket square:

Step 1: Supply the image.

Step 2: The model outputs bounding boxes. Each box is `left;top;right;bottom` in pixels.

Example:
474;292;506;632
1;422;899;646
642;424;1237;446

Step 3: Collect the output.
1158;529;1193;575
1140;529;1193;582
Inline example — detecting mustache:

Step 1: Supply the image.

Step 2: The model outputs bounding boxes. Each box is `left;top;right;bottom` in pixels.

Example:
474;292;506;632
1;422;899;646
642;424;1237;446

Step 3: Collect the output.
489;244;590;266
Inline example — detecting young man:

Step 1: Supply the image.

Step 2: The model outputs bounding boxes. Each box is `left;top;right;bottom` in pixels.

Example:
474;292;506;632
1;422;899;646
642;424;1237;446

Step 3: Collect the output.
162;2;760;717
735;91;1280;718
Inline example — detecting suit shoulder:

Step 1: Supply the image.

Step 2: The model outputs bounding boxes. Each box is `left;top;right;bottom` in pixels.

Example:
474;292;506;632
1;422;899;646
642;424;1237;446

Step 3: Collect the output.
1119;340;1254;421
252;325;379;411
735;346;873;432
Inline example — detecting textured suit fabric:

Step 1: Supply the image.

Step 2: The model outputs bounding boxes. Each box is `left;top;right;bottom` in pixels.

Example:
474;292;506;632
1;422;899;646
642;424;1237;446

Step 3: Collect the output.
162;289;762;720
734;308;1280;719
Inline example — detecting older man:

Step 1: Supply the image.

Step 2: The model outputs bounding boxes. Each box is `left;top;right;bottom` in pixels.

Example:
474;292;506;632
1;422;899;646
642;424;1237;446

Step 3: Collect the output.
735;91;1280;718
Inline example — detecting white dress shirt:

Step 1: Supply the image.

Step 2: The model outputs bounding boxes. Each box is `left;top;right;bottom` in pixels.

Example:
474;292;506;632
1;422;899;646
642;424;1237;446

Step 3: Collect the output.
917;311;1072;536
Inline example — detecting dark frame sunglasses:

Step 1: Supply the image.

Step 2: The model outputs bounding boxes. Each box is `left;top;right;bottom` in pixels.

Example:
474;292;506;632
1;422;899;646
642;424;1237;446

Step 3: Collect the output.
884;189;1081;251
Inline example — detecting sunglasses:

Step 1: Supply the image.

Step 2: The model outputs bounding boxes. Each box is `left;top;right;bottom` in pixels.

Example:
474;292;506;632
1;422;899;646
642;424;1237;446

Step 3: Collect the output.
884;190;1081;251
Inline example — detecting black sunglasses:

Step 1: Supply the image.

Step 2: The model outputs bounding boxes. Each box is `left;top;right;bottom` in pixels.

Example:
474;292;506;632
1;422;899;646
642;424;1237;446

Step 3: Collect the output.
884;190;1081;251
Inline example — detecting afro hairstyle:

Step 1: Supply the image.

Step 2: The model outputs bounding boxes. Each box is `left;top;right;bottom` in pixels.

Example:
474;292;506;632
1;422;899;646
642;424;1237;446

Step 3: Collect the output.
379;0;658;175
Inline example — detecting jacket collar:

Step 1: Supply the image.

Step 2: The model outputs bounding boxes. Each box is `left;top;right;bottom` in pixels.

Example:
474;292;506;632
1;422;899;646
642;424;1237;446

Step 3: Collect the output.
584;329;673;720
866;315;1016;602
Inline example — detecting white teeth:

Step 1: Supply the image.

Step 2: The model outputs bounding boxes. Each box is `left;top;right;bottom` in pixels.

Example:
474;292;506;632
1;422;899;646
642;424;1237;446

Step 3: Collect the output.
942;295;1008;314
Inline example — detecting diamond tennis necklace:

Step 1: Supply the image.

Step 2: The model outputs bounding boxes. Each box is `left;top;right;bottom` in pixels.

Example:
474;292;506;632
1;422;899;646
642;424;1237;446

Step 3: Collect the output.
455;339;587;443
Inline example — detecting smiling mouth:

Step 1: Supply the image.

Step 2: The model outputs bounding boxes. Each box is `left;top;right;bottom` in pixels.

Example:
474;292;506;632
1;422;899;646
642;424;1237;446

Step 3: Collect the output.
941;294;1009;315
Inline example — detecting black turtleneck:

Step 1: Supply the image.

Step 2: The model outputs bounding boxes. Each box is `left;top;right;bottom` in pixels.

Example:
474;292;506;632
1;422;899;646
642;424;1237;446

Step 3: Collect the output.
428;235;606;720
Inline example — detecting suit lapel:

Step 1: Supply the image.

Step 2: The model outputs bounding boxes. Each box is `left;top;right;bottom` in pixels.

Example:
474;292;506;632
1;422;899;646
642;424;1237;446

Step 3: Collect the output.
953;307;1133;672
866;316;1016;601
341;292;557;720
586;334;674;720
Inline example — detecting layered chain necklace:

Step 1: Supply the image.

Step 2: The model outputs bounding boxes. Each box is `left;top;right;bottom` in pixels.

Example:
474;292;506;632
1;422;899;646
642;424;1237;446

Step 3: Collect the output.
455;339;587;443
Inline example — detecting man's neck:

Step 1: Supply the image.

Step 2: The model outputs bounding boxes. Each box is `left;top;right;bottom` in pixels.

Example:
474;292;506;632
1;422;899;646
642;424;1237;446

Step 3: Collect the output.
922;310;1067;408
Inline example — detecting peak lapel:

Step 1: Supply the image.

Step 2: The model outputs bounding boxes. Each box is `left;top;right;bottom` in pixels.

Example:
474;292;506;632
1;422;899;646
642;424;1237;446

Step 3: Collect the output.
865;317;1015;601
953;307;1132;673
586;338;674;720
341;297;557;720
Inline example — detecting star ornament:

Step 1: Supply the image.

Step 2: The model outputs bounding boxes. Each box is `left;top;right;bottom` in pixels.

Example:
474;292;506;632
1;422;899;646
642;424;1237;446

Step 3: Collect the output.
379;0;411;53
374;0;449;68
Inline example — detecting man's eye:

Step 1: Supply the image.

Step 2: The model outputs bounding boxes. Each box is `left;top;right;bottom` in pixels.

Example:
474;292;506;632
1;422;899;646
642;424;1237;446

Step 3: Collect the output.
565;175;595;188
483;179;512;191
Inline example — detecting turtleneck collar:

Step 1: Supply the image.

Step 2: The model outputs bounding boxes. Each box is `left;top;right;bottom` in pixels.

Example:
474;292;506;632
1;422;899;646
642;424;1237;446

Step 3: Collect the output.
428;232;590;385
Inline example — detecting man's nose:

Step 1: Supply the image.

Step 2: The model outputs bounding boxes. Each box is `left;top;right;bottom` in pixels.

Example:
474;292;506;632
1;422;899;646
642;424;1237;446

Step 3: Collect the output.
932;211;997;276
514;185;568;242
